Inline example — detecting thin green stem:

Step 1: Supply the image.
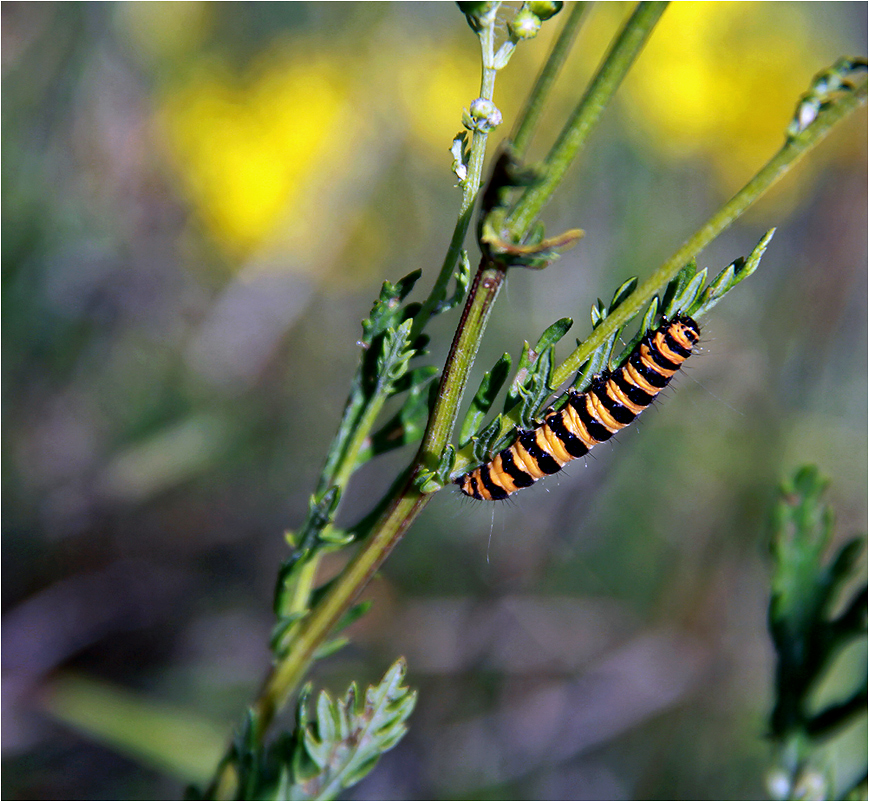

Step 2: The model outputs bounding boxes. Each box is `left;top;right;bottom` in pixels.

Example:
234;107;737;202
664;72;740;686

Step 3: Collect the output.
506;1;668;238
413;18;498;338
511;2;587;157
549;78;867;389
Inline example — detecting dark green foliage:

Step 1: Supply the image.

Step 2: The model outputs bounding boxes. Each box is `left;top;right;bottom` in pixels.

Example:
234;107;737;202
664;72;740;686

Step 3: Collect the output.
767;466;867;800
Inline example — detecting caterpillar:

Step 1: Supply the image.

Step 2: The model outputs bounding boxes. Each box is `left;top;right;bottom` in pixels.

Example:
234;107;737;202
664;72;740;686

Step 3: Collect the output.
456;315;701;500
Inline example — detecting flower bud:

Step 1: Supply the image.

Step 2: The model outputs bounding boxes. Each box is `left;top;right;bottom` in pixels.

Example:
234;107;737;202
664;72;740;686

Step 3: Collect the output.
468;98;502;132
509;8;542;40
527;1;563;21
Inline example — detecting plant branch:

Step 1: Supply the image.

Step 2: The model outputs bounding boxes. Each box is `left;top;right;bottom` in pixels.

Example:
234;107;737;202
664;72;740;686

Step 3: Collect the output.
452;67;867;475
511;2;588;157
549;76;868;389
413;13;499;338
506;1;668;237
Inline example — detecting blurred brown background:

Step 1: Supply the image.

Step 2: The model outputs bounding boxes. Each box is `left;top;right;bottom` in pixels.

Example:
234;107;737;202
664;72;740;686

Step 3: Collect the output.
3;3;866;799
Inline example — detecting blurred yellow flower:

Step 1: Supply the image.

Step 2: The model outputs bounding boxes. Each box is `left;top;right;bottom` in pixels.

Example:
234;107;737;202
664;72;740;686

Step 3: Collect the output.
619;3;817;190
398;42;478;157
156;46;356;262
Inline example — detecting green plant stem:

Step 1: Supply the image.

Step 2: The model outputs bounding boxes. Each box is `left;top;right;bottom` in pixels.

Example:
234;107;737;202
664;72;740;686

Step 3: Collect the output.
549;77;868;389
511;2;587;156
507;1;668;237
418;259;507;468
216;13;512;783
248;258;507;741
253;488;427;738
413;21;498;338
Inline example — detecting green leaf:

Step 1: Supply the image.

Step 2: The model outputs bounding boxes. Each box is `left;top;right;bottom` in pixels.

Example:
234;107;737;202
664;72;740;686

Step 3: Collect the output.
472;414;505;464
660;260;697;316
665;267;707;317
517;345;553;428
613;297;660;368
590;297;606;328
572;330;617;390
501;318;571;417
434;249;472;315
360;270;422;346
689;229;775;318
609;276;638;311
535;316;573;352
459;353;512;447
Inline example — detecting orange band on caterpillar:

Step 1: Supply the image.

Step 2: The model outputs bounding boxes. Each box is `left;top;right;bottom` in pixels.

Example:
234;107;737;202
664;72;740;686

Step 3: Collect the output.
456;316;700;500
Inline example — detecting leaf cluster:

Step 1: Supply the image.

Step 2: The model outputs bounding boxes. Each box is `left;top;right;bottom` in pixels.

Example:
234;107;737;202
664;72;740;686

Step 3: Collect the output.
767;466;867;800
208;660;416;802
273;260;468;636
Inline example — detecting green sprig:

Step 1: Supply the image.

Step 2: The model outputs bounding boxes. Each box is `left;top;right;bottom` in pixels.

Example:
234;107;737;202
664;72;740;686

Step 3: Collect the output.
766;466;867;801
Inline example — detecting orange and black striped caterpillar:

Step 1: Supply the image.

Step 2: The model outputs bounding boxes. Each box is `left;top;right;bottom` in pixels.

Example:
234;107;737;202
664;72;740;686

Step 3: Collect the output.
456;315;700;500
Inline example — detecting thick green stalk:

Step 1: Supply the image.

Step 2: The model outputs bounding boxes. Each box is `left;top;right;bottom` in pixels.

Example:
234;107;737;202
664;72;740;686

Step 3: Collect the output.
506;1;668;237
511;2;588;156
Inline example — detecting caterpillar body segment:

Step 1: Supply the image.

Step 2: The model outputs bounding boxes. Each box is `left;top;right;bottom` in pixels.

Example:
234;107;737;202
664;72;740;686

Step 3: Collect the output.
457;316;700;501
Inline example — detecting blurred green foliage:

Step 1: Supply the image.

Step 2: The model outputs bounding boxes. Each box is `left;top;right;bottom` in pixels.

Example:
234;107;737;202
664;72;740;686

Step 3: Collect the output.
3;3;866;800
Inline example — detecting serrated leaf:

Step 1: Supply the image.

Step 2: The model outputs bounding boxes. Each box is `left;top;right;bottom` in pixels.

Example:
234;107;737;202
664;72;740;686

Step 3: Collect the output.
472;415;504;463
360;270;422;345
376;319;414;385
661;260;696;316
517;346;553;428
573;331;618;391
689;229;775;318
